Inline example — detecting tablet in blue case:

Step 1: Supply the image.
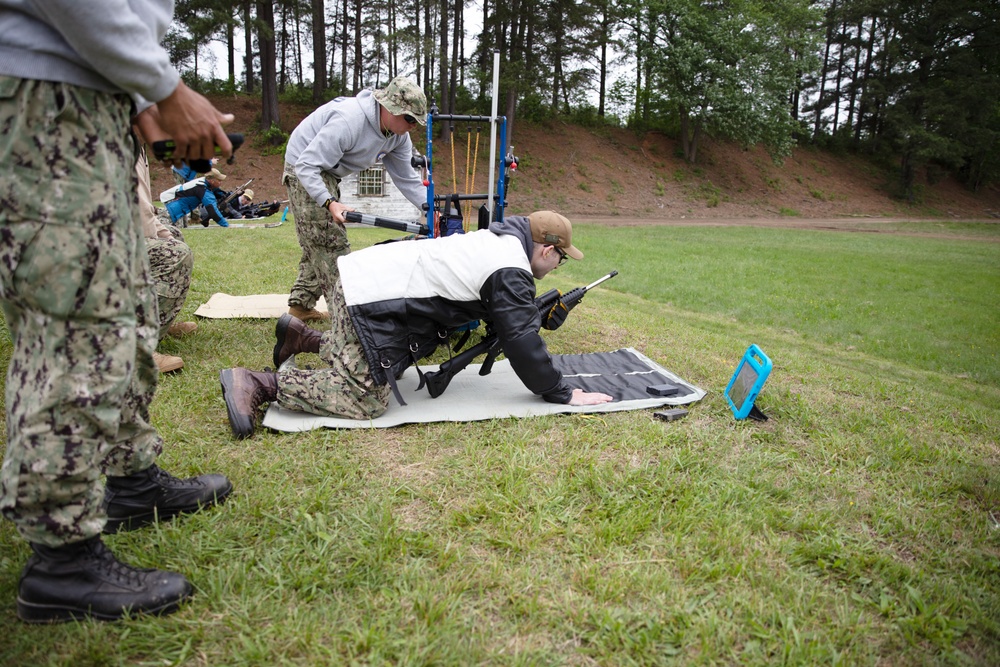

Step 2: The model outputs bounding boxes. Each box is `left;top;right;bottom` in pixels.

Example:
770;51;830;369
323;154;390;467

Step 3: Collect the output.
725;345;772;420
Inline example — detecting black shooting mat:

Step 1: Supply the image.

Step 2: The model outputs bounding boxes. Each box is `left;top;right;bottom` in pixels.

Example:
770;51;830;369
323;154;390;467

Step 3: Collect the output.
553;349;698;401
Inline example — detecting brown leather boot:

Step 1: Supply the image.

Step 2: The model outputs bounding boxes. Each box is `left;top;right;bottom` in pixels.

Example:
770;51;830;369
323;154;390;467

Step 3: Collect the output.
288;304;330;322
219;368;278;439
273;313;323;368
153;351;184;373
166;321;197;337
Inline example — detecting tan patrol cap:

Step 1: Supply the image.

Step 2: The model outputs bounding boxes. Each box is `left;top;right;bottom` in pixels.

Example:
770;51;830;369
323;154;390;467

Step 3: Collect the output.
243;189;254;200
529;211;583;260
206;168;227;181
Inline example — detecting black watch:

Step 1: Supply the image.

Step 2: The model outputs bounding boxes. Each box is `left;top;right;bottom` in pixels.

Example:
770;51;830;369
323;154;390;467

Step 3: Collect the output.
322;197;336;209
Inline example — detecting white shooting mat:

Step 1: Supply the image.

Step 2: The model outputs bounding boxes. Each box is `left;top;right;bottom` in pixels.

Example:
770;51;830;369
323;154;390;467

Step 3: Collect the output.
194;293;328;319
261;347;706;431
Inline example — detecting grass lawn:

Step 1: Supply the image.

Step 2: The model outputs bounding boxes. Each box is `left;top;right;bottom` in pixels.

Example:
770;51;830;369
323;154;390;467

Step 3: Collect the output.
1;218;998;666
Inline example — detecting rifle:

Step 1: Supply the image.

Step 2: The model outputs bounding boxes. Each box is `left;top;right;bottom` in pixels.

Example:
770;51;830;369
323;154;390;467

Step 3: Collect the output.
222;178;254;205
345;210;429;236
419;270;619;398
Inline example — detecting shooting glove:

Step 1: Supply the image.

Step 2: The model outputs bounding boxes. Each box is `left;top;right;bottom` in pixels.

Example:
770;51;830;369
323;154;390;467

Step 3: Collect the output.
542;299;569;330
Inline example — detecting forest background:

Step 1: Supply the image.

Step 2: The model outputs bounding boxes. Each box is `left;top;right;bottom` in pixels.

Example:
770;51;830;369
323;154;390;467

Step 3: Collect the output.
168;0;1000;206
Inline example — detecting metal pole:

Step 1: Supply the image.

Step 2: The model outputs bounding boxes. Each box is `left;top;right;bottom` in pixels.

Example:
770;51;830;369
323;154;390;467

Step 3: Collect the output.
425;106;435;236
487;51;500;216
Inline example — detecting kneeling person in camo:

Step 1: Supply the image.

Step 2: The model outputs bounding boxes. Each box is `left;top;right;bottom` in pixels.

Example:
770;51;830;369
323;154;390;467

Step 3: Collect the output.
220;211;614;437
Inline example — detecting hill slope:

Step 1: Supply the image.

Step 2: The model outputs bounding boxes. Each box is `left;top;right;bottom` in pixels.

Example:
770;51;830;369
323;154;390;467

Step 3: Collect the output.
148;96;1000;221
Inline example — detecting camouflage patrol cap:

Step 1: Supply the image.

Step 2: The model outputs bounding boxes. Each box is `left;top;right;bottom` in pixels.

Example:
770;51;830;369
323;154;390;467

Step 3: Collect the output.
373;76;427;125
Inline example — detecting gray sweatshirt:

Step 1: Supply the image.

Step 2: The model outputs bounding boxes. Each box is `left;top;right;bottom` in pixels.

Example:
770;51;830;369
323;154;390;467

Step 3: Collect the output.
285;90;427;209
0;0;179;108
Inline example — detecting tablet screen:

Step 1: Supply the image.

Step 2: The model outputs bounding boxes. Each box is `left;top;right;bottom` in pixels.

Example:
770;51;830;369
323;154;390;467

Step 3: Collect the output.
728;361;758;412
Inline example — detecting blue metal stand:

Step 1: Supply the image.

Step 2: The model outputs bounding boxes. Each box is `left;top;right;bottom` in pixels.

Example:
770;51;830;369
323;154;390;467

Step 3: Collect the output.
423;106;512;235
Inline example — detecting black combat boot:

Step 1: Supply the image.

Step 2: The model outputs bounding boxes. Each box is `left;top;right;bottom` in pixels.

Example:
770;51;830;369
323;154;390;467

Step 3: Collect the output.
17;536;192;623
219;368;279;439
273;313;323;368
103;465;233;533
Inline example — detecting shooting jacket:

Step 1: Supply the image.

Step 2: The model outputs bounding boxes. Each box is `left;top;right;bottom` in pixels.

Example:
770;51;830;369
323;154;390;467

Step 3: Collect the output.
338;221;575;404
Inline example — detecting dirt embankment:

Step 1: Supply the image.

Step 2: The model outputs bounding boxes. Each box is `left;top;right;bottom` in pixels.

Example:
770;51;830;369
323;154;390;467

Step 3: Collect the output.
148;95;1000;224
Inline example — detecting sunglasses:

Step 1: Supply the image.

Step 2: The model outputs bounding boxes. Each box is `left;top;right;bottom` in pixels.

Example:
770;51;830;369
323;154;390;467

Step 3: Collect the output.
554;246;568;266
403;114;418;125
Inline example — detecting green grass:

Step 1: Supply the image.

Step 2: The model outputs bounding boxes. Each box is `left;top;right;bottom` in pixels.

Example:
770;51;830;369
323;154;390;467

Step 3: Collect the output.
1;219;999;665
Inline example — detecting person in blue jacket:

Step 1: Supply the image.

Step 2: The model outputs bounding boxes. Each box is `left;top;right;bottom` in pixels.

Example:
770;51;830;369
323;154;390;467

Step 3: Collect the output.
165;167;230;227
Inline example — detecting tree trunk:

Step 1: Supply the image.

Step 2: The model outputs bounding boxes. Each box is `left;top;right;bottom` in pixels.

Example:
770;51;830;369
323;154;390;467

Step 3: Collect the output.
439;0;451;142
854;15;877;146
598;4;608;117
226;14;236;85
450;0;461;112
258;1;281;135
424;0;433;92
278;2;288;94
352;0;362;93
293;1;303;86
845;20;862;134
340;0;349;95
244;2;254;93
813;0;837;140
832;19;847;135
312;0;327;103
414;0;422;86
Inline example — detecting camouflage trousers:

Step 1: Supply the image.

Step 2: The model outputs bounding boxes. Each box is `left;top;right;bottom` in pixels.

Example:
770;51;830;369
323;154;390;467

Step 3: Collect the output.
276;278;389;420
0;78;163;546
283;165;348;310
147;236;193;340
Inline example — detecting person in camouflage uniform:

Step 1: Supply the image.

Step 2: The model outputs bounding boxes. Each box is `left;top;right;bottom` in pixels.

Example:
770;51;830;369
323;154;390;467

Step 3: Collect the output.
0;1;234;624
282;75;430;323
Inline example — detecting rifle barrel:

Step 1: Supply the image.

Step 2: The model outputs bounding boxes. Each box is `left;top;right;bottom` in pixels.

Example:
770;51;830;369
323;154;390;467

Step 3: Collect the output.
584;270;618;292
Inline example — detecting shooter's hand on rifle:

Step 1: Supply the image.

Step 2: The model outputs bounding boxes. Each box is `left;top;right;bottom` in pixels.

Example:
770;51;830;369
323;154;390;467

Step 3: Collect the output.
325;199;354;226
540;294;569;330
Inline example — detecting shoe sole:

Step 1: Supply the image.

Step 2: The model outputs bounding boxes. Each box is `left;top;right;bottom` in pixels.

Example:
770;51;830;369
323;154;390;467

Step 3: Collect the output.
16;583;193;623
273;313;292;368
219;369;256;439
103;482;234;533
